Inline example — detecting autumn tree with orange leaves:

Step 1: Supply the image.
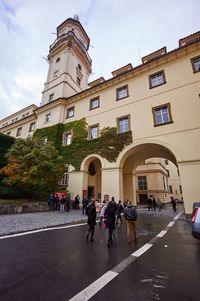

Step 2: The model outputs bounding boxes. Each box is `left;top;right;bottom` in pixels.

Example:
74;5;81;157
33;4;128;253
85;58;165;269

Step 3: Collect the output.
0;137;65;200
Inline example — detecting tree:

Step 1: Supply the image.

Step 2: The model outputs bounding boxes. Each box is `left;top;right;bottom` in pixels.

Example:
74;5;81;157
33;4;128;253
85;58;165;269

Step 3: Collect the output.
0;137;65;200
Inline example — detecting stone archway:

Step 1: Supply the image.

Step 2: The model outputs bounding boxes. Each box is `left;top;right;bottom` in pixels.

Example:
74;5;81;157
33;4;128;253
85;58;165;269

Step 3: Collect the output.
81;155;103;201
119;143;178;205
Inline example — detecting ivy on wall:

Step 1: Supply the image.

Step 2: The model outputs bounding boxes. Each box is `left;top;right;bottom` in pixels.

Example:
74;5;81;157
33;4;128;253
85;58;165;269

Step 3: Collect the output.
34;118;132;170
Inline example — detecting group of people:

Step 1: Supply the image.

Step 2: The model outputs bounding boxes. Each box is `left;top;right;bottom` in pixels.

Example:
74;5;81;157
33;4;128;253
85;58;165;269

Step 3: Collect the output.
48;193;82;212
147;195;162;212
86;197;138;247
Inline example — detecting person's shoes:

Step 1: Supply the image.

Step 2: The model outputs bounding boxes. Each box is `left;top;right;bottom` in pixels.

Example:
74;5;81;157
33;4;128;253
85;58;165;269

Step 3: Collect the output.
91;238;94;242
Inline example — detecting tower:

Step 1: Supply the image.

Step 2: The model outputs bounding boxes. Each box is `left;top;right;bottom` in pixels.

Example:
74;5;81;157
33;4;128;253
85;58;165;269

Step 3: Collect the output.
41;17;92;105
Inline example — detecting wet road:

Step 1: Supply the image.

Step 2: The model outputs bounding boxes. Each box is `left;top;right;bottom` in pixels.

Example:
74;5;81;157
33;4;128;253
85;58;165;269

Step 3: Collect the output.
0;209;199;301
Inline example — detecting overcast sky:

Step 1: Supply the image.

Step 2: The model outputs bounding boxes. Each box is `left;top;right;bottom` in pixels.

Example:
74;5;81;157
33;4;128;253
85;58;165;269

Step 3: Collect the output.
0;0;199;120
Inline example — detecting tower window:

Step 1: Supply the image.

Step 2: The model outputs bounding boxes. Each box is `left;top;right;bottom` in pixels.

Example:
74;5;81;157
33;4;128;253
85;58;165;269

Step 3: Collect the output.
77;77;81;86
56;57;60;63
49;93;54;102
78;64;82;71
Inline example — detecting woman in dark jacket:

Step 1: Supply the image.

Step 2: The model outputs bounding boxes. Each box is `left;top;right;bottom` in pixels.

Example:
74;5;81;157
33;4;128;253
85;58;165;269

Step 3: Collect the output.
86;200;96;242
104;200;116;247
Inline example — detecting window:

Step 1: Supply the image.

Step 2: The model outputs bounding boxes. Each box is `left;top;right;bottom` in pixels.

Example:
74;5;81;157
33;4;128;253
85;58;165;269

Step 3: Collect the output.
117;115;130;133
16;127;22;137
63;132;72;145
149;70;166;88
66;106;74;118
78;64;82;71
56;57;60;63
138;176;147;190
88;162;96;175
89;124;99;139
7;132;11;135
163;177;166;191
152;103;172;126
179;185;182;194
29;122;35;132
49;93;54;102
77;77;81;86
166;169;170;177
169;185;173;194
45;113;51;123
191;56;200;73
58;166;69;186
165;159;168;165
54;70;59;78
116;85;129;100
90;96;100;110
177;168;180;177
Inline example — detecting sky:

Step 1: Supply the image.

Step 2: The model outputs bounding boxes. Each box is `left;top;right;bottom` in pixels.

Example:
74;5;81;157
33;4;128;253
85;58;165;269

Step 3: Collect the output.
0;0;199;120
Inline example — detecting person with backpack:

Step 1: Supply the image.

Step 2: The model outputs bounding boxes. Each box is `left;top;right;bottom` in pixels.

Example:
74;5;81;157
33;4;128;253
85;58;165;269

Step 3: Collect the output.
124;200;138;243
86;199;96;242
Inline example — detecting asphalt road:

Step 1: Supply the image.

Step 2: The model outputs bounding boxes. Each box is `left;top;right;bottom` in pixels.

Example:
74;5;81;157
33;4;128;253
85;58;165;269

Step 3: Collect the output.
0;208;199;301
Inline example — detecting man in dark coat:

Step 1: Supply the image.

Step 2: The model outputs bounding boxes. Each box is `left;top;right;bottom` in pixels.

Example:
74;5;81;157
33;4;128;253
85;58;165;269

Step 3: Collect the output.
124;201;138;243
104;199;116;247
86;200;96;242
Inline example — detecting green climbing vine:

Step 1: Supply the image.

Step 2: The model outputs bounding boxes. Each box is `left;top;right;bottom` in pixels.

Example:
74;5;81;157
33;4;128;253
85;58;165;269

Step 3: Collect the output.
34;118;132;170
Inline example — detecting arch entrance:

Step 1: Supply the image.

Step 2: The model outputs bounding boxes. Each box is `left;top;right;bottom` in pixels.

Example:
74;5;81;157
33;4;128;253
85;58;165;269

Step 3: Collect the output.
81;156;102;201
119;143;179;206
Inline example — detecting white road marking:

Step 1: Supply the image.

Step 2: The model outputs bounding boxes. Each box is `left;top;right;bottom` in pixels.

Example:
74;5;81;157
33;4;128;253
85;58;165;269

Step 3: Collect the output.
156;230;167;238
131;243;153;257
68;271;118;301
167;221;175;227
174;212;182;220
0;222;87;240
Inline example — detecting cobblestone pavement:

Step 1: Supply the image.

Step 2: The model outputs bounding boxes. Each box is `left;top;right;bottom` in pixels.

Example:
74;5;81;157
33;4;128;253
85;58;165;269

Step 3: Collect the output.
0;210;88;236
0;204;184;236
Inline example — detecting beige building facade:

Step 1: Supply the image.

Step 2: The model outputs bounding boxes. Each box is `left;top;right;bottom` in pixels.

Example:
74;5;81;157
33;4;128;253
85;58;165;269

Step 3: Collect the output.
0;18;200;216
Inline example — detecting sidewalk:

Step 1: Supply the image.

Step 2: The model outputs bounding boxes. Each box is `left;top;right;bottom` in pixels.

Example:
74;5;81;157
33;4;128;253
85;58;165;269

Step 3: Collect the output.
0;210;88;236
0;205;184;236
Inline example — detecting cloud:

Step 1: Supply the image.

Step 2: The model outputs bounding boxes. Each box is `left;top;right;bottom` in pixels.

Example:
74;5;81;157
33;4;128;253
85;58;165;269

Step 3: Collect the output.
0;0;199;120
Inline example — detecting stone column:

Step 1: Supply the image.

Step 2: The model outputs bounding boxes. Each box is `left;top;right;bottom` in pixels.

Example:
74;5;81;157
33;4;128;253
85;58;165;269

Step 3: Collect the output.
68;170;88;199
101;168;123;202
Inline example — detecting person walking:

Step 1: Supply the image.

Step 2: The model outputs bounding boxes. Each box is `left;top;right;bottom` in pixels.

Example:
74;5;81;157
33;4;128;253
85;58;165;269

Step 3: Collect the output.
116;200;123;224
152;196;157;211
104;199;116;247
147;195;153;211
170;196;177;212
82;196;89;215
157;199;162;212
99;200;107;226
124;201;138;243
86;199;96;242
60;195;65;212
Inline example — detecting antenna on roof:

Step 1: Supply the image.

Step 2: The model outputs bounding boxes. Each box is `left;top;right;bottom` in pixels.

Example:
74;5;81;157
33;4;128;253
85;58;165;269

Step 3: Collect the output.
73;14;79;21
